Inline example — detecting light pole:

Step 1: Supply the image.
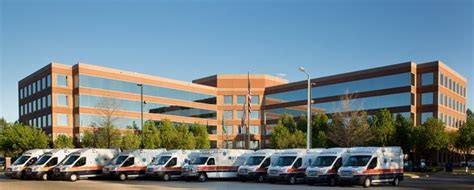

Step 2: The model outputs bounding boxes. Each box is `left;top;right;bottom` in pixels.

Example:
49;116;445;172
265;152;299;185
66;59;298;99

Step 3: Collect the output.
299;67;311;151
137;83;144;148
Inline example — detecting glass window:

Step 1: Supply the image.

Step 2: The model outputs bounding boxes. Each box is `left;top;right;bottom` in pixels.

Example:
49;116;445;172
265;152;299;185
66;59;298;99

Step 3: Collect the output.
250;111;259;119
444;76;447;87
42;97;46;109
439;74;444;85
20;105;23;116
223;111;233;120
421;73;433;86
57;94;68;106
421;92;433;105
79;114;141;128
224;96;233;105
32;82;36;94
449;79;452;90
421;112;433;124
38;117;42;128
48;114;52;126
19;89;23;99
224;125;233;135
38;98;42;109
36;80;41;92
33;100;36;112
28;84;32;96
47;95;51;107
439;93;443;105
42;77;46;90
237;110;245;119
57;75;68;87
444;95;447;107
47;74;51;87
57;114;68;126
250;125;260;134
251;95;259;104
237;96;246;104
42;115;47;127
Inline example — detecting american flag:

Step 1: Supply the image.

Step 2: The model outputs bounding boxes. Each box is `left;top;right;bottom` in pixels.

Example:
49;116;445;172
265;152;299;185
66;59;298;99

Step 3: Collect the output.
247;72;251;114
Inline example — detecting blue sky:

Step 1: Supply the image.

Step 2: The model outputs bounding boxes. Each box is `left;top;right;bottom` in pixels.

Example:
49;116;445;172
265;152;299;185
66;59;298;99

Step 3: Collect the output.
1;0;472;122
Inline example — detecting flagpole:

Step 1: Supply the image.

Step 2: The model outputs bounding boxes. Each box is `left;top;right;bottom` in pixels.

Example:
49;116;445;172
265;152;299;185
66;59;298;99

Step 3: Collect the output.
247;72;251;150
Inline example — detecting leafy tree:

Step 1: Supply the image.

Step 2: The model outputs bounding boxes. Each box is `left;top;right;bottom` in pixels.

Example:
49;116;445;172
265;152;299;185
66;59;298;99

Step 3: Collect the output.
142;120;161;149
54;134;74;148
159;119;178;149
455;119;474;166
80;130;96;148
296;115;307;133
467;108;473;121
370;109;396;146
270;125;292;149
121;130;141;150
288;129;306;148
327;94;373;147
0;118;7;129
393;114;415;154
92;97;122;148
278;114;297;132
190;123;210;149
95;124;121;148
176;124;196;149
0;123;49;157
312;113;330;148
414;118;449;163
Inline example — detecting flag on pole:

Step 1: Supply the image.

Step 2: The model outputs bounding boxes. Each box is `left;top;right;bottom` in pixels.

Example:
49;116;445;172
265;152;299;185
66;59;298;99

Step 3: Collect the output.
247;72;252;114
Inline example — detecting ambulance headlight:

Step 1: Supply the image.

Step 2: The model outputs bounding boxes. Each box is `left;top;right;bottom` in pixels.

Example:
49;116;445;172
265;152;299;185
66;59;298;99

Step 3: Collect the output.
354;168;364;174
113;167;118;171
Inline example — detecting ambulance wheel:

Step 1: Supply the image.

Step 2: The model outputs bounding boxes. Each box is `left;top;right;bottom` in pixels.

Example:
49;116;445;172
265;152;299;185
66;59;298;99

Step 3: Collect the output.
392;177;400;186
328;177;336;186
257;175;265;183
183;176;191;182
162;173;170;181
363;177;371;188
197;173;207;182
119;173;127;181
288;176;297;185
69;173;78;182
41;173;48;181
20;171;27;180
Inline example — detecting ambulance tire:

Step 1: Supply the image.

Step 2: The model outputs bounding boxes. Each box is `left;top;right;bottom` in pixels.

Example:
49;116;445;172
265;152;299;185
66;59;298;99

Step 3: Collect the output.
328;176;336;186
162;173;170;181
41;173;48;181
363;177;371;188
69;173;78;182
257;175;265;183
20;171;27;180
288;175;297;185
392;176;400;186
197;173;207;182
183;176;191;182
119;173;127;181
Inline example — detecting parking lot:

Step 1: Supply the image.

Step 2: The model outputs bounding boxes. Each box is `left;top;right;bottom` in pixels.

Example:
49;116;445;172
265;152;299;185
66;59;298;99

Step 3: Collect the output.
0;173;473;190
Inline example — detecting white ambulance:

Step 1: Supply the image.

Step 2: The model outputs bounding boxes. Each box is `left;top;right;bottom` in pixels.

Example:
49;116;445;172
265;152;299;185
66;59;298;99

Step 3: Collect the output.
102;149;165;181
181;149;253;182
52;148;119;181
25;148;79;180
305;147;349;186
237;149;280;183
5;149;51;179
146;149;200;181
267;148;324;184
338;147;404;187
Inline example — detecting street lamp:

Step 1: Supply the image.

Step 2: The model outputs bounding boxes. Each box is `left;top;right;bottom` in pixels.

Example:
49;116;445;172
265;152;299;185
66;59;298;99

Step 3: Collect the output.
137;83;145;148
299;67;311;151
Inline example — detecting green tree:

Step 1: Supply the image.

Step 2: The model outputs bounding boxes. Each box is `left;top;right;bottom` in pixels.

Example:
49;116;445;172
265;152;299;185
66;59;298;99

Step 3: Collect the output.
370;109;396;146
80;130;96;148
327;94;373;147
54;134;74;148
278;114;297;132
455;119;474;166
190;123;210;149
142;120;161;149
288;129;306;148
393;114;415;154
296;115;307;132
121;130;141;150
270;125;291;148
415;118;449;163
312;113;330;148
159;119;178;149
176;124;196;149
0;123;49;157
95;124;122;148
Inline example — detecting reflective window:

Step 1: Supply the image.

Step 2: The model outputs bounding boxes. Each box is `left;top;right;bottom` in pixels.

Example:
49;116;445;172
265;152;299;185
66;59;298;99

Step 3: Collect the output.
79;94;216;119
421;73;433;86
38;98;42;109
224;125;233;135
32;82;36;94
33;100;36;112
28;84;32;96
250;111;259;119
266;72;411;106
42;77;46;89
237;96;246;104
79;114;141;128
421;92;433;105
48;114;52;126
42;97;46;109
439;93;443;105
449;79;452;90
251;95;260;104
421;112;433;124
47;95;52;107
440;74;444;85
57;114;68;126
57;75;68;87
42;115;47;127
224;96;233;105
223;111;233;120
79;74;216;104
250;125;260;134
19;89;23;99
47;74;51;87
57;94;68;107
36;80;41;92
237;110;245;119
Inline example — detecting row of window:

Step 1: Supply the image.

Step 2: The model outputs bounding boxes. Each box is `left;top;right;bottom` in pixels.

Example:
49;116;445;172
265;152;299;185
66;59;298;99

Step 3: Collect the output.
79;74;216;104
439;73;466;97
265;72;412;106
19;74;51;100
439;93;466;113
224;140;259;149
20;95;52;116
78;94;217;119
223;110;260;120
223;125;260;135
223;95;260;105
439;112;464;128
26;114;52;128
